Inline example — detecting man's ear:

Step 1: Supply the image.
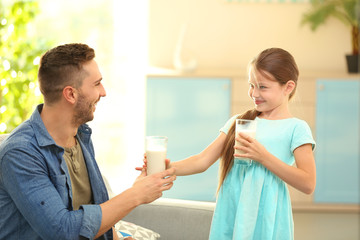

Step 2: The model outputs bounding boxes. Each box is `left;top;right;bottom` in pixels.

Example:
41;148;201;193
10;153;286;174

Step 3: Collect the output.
63;86;77;104
285;80;296;96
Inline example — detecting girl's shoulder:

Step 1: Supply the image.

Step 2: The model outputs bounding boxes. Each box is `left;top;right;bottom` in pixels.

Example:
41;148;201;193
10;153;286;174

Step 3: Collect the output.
255;117;308;124
255;117;312;132
287;117;311;128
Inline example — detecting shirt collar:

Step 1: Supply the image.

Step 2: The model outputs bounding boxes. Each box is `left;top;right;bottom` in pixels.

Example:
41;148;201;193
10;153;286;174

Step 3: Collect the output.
30;104;92;147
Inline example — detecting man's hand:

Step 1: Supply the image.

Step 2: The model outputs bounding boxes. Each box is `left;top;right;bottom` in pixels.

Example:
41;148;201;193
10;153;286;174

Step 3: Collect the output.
132;167;176;204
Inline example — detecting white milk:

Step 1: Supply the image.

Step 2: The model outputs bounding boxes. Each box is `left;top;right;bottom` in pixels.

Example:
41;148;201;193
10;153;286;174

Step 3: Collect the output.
146;148;166;175
235;130;256;156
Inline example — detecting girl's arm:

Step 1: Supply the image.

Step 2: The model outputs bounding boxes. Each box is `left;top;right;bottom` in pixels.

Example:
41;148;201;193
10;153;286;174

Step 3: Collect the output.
236;133;316;194
171;132;227;176
262;144;316;194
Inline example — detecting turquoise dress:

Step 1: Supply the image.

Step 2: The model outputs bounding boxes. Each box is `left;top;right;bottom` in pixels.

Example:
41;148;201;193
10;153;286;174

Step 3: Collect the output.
209;116;315;240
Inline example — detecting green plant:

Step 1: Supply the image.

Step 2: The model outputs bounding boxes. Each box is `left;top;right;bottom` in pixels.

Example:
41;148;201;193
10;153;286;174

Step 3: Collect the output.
301;0;359;55
0;0;52;133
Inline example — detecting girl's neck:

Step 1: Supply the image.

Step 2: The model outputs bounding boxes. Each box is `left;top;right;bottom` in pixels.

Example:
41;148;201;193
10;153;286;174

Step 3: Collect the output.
257;108;292;120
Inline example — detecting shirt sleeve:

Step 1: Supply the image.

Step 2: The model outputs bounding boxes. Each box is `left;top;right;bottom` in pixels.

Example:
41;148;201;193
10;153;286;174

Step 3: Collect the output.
1;147;102;240
291;120;316;152
79;205;103;238
219;114;239;135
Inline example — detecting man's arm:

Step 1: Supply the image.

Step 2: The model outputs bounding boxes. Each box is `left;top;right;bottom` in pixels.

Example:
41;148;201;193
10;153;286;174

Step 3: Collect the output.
2;147;175;239
95;168;176;238
1;148;99;239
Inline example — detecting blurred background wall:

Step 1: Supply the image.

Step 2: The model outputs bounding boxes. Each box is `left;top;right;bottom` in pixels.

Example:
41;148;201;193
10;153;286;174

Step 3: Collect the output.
1;0;358;238
148;0;350;72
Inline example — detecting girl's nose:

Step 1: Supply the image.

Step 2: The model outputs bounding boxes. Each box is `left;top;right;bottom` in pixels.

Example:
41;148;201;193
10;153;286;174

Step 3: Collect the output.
251;87;260;98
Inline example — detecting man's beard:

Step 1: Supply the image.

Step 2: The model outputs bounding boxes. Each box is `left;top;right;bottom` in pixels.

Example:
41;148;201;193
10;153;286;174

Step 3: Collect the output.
72;92;96;126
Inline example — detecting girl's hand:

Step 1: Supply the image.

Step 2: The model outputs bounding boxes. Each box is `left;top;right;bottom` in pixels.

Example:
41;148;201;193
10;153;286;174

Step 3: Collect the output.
165;158;171;169
135;153;148;171
234;132;271;164
135;154;172;172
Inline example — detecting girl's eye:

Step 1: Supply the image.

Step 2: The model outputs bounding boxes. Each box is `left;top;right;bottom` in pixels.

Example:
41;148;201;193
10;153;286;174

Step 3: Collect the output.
259;86;266;89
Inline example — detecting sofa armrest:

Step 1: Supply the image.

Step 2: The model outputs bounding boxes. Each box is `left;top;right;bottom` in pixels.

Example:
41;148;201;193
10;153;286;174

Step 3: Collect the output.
123;198;215;240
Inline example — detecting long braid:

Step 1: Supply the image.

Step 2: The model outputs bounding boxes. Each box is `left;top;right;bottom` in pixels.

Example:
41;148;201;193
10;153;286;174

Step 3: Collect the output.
217;109;260;193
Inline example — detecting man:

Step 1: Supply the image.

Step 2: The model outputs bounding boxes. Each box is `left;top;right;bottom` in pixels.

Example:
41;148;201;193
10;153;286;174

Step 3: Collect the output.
0;43;176;239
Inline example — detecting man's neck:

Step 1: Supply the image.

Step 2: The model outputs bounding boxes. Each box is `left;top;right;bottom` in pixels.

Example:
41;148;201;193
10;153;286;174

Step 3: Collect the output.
40;103;78;148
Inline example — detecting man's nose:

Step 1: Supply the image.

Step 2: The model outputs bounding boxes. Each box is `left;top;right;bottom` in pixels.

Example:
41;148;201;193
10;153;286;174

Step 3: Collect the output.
100;84;106;97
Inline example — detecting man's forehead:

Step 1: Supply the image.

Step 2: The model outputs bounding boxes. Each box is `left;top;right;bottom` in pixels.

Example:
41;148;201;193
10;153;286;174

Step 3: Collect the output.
82;60;101;78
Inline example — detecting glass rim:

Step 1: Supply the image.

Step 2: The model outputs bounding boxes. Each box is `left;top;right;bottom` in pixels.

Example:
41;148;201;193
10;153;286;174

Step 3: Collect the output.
236;119;256;123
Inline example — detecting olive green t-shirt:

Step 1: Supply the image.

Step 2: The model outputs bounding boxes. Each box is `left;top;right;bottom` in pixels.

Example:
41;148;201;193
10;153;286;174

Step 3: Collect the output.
63;138;93;210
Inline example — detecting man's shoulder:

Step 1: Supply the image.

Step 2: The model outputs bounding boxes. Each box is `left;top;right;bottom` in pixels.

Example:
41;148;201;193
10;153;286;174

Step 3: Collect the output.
0;123;37;155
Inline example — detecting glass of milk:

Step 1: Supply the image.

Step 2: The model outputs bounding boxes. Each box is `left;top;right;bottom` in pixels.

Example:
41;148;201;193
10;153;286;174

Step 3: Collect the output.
145;136;168;175
235;119;257;166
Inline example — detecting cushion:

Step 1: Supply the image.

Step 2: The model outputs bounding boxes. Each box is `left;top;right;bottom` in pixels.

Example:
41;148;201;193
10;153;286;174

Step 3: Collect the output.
115;220;160;240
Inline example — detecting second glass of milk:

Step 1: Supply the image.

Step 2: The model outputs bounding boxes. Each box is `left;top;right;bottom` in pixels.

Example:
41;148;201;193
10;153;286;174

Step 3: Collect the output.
145;136;168;175
235;119;257;166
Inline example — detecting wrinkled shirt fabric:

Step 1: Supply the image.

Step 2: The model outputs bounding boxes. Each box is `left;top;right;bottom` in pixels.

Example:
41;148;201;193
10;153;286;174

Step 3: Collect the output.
0;104;112;240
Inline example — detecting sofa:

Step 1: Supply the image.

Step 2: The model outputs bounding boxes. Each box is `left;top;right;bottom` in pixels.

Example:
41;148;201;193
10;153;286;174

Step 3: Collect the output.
122;198;215;240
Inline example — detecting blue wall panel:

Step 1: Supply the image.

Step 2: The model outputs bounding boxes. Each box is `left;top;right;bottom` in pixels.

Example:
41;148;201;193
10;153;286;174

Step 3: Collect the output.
314;80;360;204
146;77;231;201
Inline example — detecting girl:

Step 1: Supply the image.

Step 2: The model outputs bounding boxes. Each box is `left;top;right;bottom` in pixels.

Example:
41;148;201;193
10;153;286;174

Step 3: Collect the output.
145;48;316;239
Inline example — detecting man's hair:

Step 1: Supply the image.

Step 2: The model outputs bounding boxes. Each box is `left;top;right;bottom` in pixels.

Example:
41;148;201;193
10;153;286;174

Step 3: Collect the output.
38;43;95;104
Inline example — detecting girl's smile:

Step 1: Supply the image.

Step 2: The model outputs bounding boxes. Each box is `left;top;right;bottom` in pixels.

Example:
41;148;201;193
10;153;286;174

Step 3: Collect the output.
254;99;265;105
247;67;295;119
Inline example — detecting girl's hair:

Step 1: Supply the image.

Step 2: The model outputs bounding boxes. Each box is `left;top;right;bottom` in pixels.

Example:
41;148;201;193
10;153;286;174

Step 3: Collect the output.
217;48;299;193
38;43;95;105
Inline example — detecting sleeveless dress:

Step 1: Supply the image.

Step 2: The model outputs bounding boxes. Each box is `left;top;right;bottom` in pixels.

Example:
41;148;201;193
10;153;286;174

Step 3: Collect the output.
209;116;315;240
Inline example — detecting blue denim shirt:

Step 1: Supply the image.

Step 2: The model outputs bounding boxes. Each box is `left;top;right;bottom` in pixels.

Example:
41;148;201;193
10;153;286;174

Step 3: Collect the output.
0;105;112;240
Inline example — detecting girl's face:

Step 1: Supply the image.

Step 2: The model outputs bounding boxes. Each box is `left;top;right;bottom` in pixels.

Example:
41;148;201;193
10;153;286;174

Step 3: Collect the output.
248;67;294;118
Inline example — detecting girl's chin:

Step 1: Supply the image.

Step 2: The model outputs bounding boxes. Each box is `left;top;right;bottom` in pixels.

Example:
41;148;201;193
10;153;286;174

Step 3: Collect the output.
254;105;266;112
